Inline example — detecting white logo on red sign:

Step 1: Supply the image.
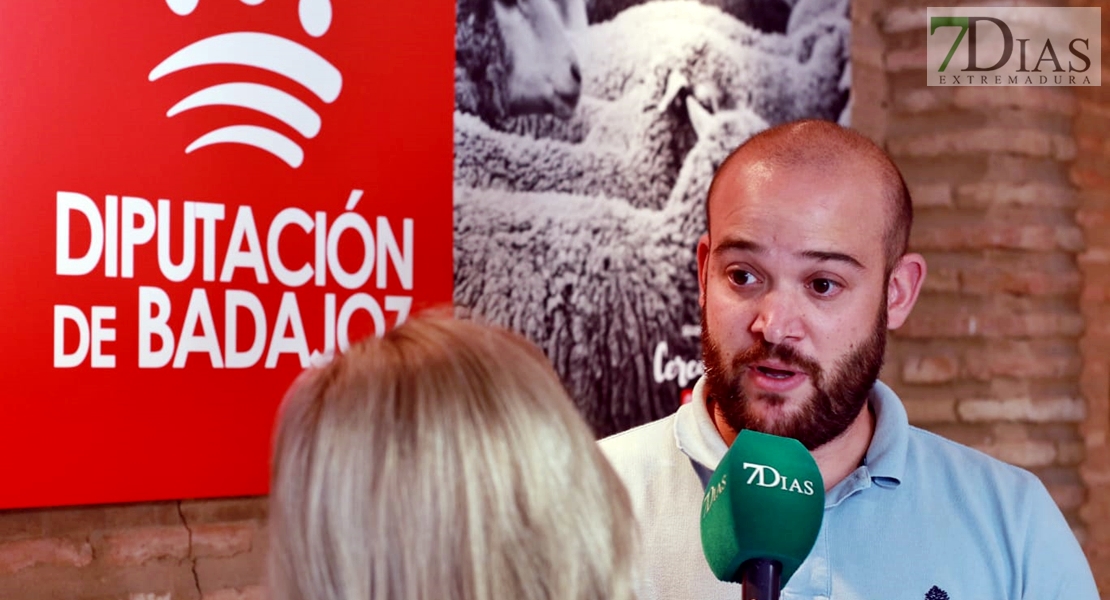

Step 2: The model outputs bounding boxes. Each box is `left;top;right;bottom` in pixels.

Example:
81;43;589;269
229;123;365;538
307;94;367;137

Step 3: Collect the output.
151;0;342;168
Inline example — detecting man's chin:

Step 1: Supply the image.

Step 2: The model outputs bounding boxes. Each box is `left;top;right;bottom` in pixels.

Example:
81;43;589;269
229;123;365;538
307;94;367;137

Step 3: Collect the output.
737;391;813;433
741;374;814;408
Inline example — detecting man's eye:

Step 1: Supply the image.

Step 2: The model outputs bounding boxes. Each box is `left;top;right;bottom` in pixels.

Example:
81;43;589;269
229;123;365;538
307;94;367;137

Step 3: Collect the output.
810;278;841;296
728;270;757;286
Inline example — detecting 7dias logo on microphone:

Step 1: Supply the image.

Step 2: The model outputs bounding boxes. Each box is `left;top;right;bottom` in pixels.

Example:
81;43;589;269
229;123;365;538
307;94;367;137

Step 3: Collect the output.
150;0;343;167
742;462;816;496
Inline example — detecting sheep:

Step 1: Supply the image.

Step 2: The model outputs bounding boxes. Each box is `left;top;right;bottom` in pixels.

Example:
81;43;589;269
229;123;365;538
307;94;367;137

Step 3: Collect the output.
586;0;792;34
454;79;700;210
454;98;769;437
455;0;587;126
787;0;849;35
455;1;847;207
577;1;849;125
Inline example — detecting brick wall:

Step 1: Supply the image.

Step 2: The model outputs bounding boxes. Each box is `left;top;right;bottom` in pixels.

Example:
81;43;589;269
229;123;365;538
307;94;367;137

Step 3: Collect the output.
855;0;1110;594
0;498;266;600
1074;1;1110;589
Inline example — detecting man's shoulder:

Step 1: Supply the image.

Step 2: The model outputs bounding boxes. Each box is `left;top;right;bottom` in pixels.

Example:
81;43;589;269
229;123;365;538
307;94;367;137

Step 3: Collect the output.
598;413;679;463
905;425;1045;493
598;413;700;494
901;425;1099;597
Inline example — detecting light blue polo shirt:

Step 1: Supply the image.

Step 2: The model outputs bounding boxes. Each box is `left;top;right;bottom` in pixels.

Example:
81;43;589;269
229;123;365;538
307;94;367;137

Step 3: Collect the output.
600;379;1100;600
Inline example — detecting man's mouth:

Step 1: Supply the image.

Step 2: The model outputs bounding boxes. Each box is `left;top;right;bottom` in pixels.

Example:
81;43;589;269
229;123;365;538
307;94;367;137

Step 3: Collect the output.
755;365;798;380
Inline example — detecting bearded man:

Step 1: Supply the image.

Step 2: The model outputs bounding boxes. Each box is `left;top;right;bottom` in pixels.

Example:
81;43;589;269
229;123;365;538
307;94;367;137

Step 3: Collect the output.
599;120;1098;600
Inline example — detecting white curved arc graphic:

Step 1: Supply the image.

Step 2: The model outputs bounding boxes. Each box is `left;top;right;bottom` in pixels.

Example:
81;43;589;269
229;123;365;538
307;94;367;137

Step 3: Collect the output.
149;32;342;103
299;0;332;37
186;125;305;168
167;0;199;15
167;82;322;138
164;0;334;37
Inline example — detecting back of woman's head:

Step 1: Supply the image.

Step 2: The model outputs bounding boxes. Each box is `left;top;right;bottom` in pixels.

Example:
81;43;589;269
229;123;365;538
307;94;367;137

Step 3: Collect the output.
267;316;636;600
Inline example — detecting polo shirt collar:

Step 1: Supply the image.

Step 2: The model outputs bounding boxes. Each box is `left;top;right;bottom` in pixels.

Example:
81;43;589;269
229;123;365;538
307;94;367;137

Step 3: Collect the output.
673;377;909;488
860;380;908;488
674;376;728;471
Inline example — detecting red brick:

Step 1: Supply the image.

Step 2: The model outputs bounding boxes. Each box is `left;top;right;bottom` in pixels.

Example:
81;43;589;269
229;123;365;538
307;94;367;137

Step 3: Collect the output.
0;563;199;600
902;398;958;424
0;536;92;575
885;46;926;72
911;209;1083;252
908;182;952;207
1058;441;1087;466
1078;247;1110;267
955;182;1077;209
881;7;925;33
961;268;1080;297
1081;463;1110;487
889;129;1076;160
1048;484;1086;511
179;498;267;525
41;503;182;539
192;522;255;559
902;354;959;383
195;548;266;595
1076;133;1102;154
1070;162;1110;190
202;586;263;600
1081;485;1110;523
984;154;1071;185
974;440;1057;468
957;397;1086;423
899;301;1083;339
892;89;948;114
0;512;44;543
965;340;1080;380
953;86;1077;116
100;526;190;566
1077;98;1110;120
1076;206;1110;231
853;24;886;71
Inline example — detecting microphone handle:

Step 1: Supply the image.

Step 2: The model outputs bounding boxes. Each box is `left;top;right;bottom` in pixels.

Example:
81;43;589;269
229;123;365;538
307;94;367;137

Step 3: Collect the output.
740;558;781;600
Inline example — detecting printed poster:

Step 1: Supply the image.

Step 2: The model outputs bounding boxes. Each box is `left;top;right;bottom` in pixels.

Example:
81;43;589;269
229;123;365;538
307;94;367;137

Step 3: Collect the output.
453;0;851;436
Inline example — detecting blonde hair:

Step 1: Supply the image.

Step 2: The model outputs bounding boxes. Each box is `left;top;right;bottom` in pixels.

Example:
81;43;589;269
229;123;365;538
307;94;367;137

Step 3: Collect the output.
267;316;637;600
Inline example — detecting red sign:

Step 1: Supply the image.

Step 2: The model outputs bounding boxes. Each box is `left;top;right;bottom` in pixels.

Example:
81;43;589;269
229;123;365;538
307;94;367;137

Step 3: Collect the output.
0;2;454;508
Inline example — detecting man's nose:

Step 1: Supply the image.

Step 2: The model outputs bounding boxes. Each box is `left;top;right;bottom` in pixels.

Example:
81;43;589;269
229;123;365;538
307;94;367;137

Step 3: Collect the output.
750;289;803;345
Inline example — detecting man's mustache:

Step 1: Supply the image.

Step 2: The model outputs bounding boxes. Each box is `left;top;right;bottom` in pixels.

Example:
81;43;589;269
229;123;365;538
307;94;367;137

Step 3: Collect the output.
730;340;822;380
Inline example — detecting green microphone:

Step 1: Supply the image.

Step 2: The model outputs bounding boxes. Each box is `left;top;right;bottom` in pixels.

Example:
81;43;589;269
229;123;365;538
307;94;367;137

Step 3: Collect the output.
700;430;825;600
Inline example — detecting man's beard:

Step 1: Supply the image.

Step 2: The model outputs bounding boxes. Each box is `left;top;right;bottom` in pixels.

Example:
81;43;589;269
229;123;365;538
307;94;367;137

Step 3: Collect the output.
700;301;887;451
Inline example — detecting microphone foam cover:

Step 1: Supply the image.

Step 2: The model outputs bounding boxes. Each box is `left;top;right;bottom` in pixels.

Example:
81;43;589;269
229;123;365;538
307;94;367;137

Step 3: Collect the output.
700;429;825;586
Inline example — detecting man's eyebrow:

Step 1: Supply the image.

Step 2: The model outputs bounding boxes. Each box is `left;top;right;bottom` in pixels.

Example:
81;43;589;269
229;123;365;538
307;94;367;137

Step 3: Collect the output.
713;238;763;256
799;249;865;270
714;239;866;270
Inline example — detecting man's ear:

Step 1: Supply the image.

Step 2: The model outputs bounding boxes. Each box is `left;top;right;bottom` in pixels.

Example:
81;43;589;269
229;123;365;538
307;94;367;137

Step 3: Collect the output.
886;253;927;330
697;233;710;309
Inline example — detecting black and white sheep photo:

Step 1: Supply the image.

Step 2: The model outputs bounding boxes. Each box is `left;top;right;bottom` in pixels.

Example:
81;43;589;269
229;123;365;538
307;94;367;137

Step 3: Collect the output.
453;0;850;437
455;0;587;126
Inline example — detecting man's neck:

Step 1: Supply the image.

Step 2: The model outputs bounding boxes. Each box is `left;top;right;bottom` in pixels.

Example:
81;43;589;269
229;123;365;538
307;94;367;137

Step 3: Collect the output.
710;401;876;492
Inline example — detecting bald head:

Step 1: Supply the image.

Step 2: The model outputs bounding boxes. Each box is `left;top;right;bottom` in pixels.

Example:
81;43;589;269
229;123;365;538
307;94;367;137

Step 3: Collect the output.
707;120;912;275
